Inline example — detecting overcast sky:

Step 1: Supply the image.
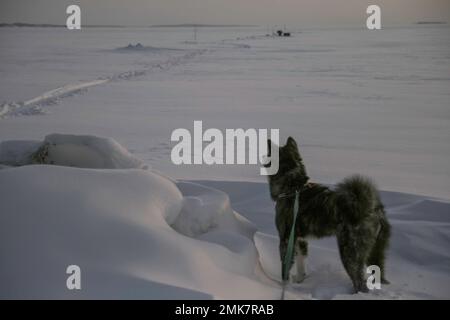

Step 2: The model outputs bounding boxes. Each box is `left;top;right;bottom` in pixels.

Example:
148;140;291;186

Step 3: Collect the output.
1;0;449;27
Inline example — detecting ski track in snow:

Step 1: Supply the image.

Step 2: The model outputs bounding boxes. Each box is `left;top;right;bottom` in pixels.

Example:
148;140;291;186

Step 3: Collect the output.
0;49;208;119
0;30;265;120
0;29;272;120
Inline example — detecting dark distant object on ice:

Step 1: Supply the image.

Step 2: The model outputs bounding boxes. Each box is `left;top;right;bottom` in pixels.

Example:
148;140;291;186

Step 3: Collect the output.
275;30;291;37
416;21;447;25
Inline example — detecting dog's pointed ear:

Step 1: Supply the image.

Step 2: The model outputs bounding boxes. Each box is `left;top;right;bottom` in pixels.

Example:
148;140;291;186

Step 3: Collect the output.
286;136;298;150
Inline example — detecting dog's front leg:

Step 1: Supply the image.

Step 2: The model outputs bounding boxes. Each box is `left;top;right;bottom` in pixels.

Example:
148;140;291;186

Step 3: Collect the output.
294;238;308;283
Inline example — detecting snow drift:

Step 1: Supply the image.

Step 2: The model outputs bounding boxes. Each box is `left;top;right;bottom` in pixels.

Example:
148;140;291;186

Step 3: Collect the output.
0;134;449;299
0;133;146;169
0;165;277;299
0;134;274;299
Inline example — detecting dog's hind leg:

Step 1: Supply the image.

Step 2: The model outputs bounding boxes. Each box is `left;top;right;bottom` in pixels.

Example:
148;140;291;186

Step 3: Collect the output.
294;238;308;283
367;216;391;284
337;227;373;293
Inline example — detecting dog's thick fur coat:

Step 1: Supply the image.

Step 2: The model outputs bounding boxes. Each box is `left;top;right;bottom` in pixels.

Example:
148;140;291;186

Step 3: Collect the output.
267;137;391;293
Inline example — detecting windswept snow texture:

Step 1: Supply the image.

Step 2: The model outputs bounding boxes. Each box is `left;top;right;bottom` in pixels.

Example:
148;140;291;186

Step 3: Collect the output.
200;180;450;300
0;166;270;299
0;140;42;166
0;136;449;299
39;133;147;169
0;25;449;299
0;164;449;299
0;134;146;169
0;26;449;198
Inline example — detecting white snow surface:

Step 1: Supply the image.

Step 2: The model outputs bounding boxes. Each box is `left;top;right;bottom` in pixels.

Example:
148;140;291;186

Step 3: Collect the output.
0;136;449;299
0;26;449;299
0;26;449;198
0;164;269;299
0;133;146;169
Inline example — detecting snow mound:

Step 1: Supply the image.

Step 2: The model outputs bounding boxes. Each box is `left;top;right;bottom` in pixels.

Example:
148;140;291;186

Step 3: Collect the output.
0;133;147;169
0;140;42;166
0;166;184;298
254;232;283;281
173;181;256;238
115;44;185;53
390;199;450;223
1;135;449;299
0;165;275;299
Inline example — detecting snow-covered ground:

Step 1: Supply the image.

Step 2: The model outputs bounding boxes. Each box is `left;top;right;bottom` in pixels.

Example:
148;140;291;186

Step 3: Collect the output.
0;25;449;299
1;26;449;198
0;134;449;299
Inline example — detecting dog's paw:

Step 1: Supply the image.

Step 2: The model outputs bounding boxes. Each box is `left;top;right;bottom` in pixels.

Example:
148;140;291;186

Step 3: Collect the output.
355;285;369;294
293;273;306;283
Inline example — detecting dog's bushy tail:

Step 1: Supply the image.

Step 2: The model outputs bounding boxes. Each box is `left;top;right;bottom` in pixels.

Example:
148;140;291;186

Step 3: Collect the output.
335;174;382;224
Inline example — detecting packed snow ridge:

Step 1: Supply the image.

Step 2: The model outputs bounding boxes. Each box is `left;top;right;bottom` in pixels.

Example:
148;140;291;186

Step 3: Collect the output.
115;43;185;53
0;134;449;299
0;48;206;119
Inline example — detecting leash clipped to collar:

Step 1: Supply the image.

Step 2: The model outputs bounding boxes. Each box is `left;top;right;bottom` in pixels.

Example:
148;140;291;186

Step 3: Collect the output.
280;189;300;300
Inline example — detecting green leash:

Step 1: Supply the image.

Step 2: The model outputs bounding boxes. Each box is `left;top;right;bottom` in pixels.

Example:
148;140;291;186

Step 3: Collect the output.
281;190;300;300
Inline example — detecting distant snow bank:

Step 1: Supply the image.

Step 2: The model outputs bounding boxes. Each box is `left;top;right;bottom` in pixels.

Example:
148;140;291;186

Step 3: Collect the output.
0;133;147;169
115;43;185;53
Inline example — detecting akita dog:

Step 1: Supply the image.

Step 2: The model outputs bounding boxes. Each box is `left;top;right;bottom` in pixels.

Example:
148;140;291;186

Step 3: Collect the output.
266;137;390;293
